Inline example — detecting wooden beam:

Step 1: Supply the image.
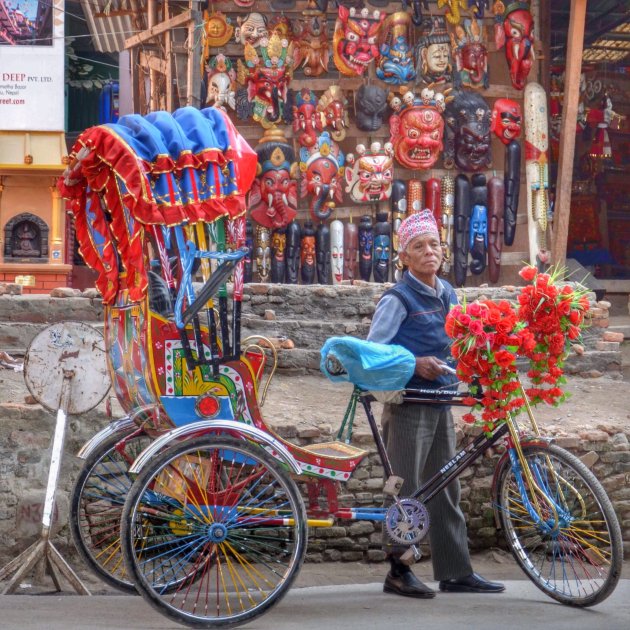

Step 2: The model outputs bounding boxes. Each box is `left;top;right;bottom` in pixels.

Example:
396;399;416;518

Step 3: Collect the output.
552;0;587;268
139;51;167;76
124;9;196;49
130;47;140;115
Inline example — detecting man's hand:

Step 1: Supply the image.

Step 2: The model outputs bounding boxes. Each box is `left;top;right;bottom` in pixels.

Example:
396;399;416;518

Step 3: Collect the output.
415;356;450;380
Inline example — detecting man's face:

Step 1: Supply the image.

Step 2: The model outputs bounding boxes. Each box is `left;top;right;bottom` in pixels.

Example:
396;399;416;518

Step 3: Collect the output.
399;232;442;281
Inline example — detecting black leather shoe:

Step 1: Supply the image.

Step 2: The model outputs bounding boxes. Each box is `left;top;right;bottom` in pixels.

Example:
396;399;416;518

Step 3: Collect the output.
439;572;505;593
384;570;436;599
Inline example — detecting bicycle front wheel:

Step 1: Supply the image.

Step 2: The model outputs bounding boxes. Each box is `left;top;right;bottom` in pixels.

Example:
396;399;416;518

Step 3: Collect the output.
121;435;307;628
496;442;622;607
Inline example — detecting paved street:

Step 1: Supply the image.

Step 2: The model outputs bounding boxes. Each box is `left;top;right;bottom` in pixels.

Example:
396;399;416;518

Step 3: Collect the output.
0;579;629;630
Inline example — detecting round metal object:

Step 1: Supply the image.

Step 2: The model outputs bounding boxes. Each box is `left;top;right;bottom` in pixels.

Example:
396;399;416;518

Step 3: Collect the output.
385;498;430;545
24;322;111;414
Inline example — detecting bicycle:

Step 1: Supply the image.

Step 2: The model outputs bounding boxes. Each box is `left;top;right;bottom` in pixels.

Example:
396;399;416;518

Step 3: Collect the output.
117;346;623;627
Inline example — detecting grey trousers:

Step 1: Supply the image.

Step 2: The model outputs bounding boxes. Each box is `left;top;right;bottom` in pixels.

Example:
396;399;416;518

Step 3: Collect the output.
381;402;473;581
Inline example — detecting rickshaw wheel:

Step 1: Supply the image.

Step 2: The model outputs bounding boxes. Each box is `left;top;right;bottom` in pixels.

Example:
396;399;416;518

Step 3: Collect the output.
121;434;307;627
70;430;151;592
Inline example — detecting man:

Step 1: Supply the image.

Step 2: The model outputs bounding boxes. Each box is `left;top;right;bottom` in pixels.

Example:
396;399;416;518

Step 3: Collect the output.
367;210;505;599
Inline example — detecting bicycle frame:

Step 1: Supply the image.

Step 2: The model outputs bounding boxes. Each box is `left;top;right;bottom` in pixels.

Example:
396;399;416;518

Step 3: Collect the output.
359;388;508;506
354;380;559;539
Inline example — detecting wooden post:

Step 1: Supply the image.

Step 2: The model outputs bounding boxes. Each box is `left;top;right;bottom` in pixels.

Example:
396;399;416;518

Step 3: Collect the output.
552;0;587;268
49;180;64;263
148;0;158;112
186;0;201;108
165;0;174;111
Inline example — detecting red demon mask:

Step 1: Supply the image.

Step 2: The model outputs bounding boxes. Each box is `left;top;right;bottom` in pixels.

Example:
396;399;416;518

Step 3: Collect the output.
333;5;385;76
389;88;447;170
491;98;522;145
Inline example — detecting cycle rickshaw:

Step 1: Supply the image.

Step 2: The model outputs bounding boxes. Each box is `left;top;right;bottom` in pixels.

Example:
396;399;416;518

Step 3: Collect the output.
59;108;622;628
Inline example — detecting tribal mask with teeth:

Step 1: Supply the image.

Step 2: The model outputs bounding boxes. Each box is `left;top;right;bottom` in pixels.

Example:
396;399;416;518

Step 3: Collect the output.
333;5;385;77
389;88;448;170
344;142;394;203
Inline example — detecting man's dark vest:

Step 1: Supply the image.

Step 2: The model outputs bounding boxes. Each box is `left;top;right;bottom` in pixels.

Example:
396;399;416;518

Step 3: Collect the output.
384;271;458;390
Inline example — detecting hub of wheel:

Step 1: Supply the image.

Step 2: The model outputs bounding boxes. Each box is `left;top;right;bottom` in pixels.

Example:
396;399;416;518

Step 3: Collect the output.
207;522;228;543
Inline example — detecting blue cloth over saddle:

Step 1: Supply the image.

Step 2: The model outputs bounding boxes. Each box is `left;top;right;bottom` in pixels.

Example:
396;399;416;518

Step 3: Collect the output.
320;337;416;391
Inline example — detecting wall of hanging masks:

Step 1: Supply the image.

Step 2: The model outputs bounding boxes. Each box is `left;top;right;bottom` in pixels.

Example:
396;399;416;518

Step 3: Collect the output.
201;0;544;285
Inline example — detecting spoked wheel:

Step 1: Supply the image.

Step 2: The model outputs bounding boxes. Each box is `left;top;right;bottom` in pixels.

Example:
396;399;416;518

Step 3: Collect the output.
496;442;622;607
70;429;152;592
121;435;307;628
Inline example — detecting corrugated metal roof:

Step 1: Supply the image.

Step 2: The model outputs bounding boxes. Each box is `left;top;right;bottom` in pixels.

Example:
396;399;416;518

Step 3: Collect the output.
80;0;141;53
584;21;630;64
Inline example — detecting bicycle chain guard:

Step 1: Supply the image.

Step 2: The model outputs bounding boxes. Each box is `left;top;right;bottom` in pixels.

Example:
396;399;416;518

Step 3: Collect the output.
385;498;430;545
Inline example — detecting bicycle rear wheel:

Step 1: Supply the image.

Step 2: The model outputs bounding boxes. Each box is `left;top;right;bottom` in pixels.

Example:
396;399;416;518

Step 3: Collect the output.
496;442;622;607
70;429;151;592
121;435;307;628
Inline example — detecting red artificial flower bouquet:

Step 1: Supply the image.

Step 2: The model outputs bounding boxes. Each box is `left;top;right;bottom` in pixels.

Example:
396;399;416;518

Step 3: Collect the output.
445;265;590;432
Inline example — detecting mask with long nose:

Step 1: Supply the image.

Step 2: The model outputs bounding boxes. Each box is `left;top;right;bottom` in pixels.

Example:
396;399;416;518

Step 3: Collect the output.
494;4;535;91
299;131;345;222
292;88;322;148
317;85;350;142
249;129;298;229
237;33;294;128
451;17;488;90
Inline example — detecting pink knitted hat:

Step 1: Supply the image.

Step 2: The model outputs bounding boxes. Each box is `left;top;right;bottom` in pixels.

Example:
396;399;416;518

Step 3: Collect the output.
397;210;439;252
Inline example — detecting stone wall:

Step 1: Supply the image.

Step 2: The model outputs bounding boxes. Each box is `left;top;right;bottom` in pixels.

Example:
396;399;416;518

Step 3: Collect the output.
239;282;623;378
0;281;626;569
1;281;622;376
267;416;630;563
1;397;628;567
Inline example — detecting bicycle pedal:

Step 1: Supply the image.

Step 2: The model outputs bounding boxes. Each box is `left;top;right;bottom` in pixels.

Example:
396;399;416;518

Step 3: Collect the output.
383;475;404;496
400;546;422;565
